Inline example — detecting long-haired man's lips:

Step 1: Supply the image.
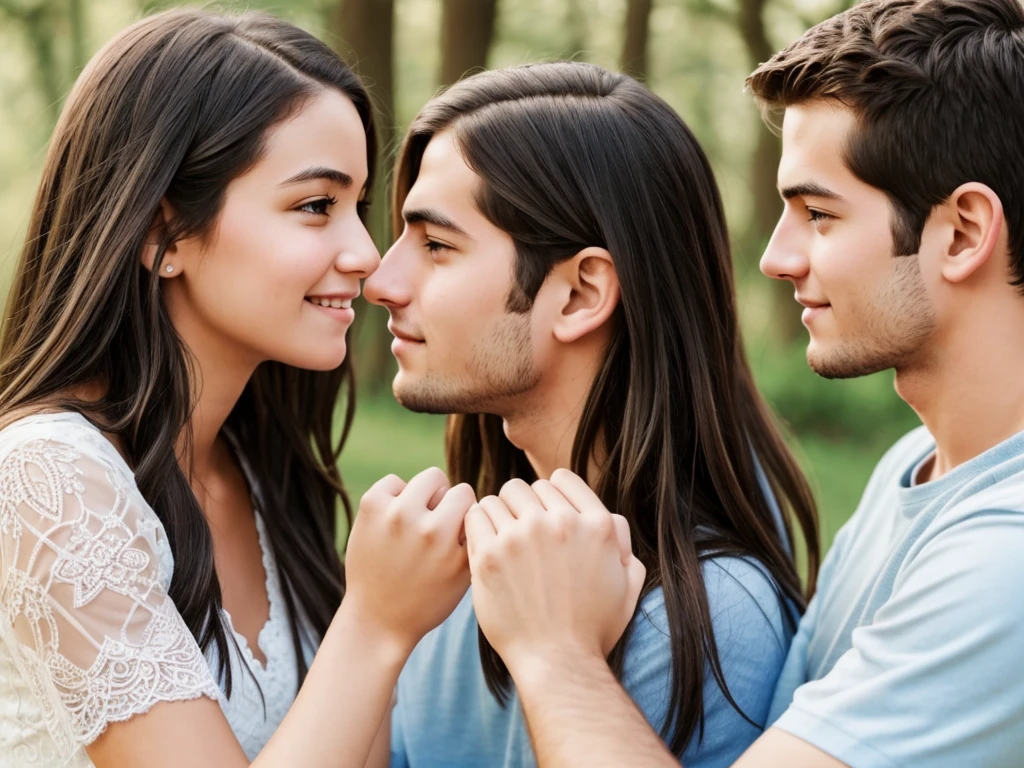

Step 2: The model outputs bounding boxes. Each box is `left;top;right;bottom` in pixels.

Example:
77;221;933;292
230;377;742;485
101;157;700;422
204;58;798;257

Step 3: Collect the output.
796;296;830;309
388;324;425;342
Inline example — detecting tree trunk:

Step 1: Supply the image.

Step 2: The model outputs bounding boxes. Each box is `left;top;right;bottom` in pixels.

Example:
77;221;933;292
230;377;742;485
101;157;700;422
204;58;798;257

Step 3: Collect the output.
439;0;498;86
331;0;398;393
736;0;803;342
620;0;653;81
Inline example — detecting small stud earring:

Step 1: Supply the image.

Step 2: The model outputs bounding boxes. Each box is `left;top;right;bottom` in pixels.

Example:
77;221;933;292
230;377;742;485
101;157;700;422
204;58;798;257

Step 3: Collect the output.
165;265;174;274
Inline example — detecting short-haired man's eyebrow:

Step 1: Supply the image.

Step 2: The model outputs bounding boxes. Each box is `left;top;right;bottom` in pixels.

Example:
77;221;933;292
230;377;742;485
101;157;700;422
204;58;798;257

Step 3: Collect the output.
403;207;471;238
780;182;844;202
279;166;353;188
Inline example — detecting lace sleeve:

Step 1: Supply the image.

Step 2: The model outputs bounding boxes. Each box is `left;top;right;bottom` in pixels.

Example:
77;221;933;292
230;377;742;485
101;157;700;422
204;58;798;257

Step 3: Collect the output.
0;431;220;750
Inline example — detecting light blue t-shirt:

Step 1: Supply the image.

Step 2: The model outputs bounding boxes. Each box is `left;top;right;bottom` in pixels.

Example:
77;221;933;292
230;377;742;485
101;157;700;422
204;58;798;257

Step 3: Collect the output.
391;555;796;767
770;426;1024;767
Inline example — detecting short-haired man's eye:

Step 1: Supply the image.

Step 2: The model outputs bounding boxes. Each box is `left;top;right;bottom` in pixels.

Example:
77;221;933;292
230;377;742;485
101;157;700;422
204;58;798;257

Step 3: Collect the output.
807;209;834;227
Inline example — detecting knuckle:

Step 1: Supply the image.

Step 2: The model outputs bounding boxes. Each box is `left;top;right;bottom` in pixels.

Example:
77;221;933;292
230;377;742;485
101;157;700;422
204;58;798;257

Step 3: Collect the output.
475;546;502;575
549;467;573;485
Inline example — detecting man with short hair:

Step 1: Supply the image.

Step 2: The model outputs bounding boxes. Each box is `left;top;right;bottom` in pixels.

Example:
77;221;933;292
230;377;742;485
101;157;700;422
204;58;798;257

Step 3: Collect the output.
465;1;1024;766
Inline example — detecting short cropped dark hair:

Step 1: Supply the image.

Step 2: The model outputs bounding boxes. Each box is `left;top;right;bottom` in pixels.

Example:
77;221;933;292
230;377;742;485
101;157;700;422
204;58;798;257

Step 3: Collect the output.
747;0;1024;283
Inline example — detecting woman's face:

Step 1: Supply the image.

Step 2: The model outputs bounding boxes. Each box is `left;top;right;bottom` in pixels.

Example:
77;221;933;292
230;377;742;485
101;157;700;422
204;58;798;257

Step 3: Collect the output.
162;89;379;373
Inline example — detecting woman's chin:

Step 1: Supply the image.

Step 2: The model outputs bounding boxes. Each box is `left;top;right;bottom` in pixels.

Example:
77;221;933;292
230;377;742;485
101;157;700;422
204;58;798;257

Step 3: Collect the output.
280;343;348;372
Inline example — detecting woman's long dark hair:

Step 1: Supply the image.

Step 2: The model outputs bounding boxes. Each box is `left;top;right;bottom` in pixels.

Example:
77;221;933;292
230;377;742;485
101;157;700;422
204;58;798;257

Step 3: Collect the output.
0;9;376;695
393;62;820;755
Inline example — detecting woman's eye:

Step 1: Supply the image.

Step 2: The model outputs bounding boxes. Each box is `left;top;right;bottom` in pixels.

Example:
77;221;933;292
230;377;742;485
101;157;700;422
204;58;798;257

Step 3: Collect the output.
298;197;336;216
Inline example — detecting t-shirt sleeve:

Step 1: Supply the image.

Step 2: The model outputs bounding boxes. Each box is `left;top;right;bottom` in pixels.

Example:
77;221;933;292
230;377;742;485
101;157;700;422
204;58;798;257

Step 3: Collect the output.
774;509;1024;768
622;557;791;766
0;432;220;749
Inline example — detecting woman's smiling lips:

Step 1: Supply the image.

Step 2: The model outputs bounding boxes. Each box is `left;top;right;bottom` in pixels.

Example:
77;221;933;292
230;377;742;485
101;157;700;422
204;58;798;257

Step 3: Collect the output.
305;293;357;323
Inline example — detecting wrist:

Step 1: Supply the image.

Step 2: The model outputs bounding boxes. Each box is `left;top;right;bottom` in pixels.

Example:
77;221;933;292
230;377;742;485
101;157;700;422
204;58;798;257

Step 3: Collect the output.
502;639;608;698
333;597;417;669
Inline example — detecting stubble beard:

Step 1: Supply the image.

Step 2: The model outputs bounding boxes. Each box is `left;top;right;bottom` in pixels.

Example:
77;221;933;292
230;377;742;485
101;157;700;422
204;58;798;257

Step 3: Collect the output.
808;255;936;380
393;309;540;415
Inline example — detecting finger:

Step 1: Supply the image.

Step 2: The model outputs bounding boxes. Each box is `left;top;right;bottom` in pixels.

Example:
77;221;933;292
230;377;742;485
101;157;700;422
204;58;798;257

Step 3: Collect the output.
427;483;450;511
478;495;516;532
431;483;478;542
611;514;634;566
464;504;496;558
401;467;451;508
498;478;545;519
530;478;573;512
360;474;406;511
549;468;607;520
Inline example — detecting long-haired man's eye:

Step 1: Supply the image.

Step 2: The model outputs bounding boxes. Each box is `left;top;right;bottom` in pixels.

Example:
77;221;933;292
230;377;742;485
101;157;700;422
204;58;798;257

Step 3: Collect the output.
297;196;337;216
424;239;450;255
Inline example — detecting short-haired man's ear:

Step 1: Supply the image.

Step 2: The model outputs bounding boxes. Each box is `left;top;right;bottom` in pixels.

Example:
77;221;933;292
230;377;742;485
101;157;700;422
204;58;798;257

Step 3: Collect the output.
140;199;179;275
551;247;620;344
940;182;1005;285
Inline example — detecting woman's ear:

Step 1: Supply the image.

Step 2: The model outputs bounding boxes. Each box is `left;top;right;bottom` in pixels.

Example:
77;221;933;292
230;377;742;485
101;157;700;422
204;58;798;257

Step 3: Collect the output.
550;247;620;344
140;199;179;276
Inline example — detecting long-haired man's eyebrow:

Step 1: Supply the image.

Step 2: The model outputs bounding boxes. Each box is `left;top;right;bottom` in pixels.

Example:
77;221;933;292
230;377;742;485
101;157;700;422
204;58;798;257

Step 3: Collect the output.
403;207;471;238
279;166;353;188
780;182;844;202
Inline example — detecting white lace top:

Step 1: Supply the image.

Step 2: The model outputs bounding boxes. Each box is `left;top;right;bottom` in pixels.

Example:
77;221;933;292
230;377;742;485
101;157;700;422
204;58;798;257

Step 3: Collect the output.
0;412;317;767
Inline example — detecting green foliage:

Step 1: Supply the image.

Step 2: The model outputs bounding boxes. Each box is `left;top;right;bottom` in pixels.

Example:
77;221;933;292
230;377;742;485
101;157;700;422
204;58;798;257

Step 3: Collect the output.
751;339;921;446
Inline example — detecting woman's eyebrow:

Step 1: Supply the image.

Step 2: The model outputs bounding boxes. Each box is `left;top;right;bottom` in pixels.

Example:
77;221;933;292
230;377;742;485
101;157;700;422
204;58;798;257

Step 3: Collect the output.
279;166;353;188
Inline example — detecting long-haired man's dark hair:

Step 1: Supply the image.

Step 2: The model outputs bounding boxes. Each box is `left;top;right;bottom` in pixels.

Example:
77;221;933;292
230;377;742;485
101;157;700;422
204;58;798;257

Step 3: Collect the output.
747;0;1024;274
0;9;376;695
392;62;821;754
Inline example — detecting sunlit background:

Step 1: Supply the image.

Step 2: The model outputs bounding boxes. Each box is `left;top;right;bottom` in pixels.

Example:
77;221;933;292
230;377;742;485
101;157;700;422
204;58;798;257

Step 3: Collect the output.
0;0;921;554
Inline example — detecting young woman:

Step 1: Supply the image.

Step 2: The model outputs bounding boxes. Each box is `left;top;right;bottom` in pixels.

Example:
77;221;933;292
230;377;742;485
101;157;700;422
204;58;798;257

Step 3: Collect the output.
0;9;473;767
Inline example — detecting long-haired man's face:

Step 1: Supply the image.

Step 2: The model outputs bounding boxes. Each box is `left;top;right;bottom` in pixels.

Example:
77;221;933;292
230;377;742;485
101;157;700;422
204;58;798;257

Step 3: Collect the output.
760;100;938;379
364;130;541;414
158;90;379;372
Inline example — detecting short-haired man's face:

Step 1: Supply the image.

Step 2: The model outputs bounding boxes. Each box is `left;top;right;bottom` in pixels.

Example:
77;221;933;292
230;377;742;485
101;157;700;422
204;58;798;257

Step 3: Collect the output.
364;130;541;414
760;100;937;379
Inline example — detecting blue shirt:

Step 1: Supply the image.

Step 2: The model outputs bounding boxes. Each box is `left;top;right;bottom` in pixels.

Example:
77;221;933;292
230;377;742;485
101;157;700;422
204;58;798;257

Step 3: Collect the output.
391;556;795;767
770;426;1024;767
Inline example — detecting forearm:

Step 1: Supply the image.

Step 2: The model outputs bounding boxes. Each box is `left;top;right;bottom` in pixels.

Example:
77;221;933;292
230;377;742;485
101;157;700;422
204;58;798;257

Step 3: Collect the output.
511;649;678;768
255;602;407;768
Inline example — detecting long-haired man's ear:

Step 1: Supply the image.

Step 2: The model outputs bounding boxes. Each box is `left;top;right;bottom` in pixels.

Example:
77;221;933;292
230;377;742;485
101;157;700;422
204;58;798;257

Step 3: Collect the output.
140;199;178;274
552;247;620;344
941;182;1005;285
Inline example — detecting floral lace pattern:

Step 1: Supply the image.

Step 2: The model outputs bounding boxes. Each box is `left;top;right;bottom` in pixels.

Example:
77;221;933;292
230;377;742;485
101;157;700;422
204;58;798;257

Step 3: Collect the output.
0;414;221;766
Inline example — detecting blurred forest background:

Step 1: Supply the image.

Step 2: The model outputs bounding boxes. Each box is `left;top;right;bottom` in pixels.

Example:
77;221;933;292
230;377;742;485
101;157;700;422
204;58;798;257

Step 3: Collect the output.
0;0;921;553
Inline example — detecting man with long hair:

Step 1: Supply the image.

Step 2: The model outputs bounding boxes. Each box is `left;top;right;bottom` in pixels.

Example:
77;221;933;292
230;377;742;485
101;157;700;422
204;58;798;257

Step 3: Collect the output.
462;1;1024;767
364;61;820;765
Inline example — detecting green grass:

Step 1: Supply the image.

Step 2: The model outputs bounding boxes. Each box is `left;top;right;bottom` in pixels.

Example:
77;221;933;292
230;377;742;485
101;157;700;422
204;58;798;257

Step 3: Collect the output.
337;396;888;558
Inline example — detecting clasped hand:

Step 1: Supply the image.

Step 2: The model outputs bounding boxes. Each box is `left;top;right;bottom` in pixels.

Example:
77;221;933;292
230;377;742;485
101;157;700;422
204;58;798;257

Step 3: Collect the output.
344;467;645;666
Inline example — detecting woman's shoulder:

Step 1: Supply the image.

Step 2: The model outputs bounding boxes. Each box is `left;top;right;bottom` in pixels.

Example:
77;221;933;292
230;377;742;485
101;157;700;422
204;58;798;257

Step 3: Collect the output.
0;410;127;470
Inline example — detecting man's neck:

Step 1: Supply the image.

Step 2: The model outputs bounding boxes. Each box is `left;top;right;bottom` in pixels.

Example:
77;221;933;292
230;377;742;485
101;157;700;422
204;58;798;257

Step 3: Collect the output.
896;299;1024;481
501;349;604;483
